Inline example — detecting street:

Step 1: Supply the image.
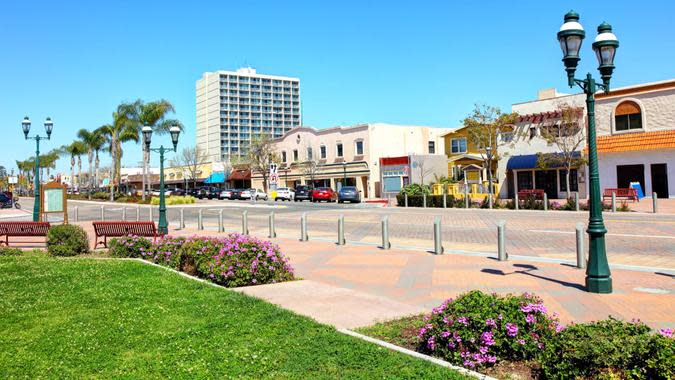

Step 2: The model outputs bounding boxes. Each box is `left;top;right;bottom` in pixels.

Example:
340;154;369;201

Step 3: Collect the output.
9;197;675;271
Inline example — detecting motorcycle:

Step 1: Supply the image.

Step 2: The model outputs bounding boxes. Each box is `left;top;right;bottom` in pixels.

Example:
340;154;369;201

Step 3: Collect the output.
0;198;20;209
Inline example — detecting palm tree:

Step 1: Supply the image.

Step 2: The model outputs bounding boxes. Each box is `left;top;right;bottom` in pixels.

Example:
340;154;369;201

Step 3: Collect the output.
135;99;183;200
97;102;139;200
62;141;86;189
77;128;106;197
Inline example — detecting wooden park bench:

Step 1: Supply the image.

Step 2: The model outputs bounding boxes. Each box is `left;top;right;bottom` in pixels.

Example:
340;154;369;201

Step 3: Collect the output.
517;189;545;200
92;221;159;248
0;221;51;246
603;188;638;202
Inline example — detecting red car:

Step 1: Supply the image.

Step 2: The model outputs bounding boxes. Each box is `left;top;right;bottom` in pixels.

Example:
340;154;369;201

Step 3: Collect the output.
311;187;337;202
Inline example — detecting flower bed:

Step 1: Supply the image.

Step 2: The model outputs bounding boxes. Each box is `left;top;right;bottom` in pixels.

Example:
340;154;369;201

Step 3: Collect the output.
108;234;295;287
358;291;674;379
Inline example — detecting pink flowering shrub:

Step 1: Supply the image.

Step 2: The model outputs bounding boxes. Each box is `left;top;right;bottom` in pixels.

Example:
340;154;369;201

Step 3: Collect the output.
109;234;295;287
418;290;560;368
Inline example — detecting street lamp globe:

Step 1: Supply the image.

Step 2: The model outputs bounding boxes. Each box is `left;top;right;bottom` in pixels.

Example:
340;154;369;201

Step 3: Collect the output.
44;117;53;138
21;117;31;138
142;126;153;149
593;22;619;89
558;10;585;87
169;126;181;150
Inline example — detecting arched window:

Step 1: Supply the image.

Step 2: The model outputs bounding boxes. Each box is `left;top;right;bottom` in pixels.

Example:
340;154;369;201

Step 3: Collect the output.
614;101;642;132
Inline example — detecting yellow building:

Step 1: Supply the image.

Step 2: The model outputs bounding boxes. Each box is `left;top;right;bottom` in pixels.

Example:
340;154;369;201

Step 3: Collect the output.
441;127;499;197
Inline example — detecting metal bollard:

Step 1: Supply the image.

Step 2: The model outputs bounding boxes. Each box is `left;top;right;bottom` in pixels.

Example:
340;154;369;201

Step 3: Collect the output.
136;205;140;221
543;193;548;211
381;216;390;249
179;208;185;229
433;217;443;254
122;207;126;221
488;193;493;209
653;192;658;213
268;212;276;238
464;187;469;208
100;205;105;221
300;212;308;241
337;215;345;245
423;193;427;208
74;206;79;222
575;192;580;211
149;206;153;222
611;192;616;212
514;193;519;210
443;193;447;209
198;209;203;230
404;193;408;208
497;220;507;261
242;210;249;235
218;209;224;232
576;222;585;269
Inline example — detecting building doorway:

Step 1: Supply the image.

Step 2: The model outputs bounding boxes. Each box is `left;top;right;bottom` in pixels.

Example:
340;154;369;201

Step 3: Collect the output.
616;164;644;192
534;170;558;199
650;163;669;198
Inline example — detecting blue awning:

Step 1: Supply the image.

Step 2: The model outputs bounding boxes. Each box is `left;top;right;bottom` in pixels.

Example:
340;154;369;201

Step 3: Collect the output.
507;152;581;170
204;172;226;184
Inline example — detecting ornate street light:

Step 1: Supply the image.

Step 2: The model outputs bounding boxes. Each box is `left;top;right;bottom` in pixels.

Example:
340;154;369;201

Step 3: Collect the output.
557;11;619;294
144;125;181;235
22;116;53;221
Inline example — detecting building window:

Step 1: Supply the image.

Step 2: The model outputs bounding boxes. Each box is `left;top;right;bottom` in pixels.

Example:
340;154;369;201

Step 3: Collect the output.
559;169;579;192
306;147;313;160
293;149;298;161
428;141;435;154
282;151;287;163
320;145;327;159
517;171;533;190
614;100;642;132
355;140;364;155
336;143;343;157
451;138;467;154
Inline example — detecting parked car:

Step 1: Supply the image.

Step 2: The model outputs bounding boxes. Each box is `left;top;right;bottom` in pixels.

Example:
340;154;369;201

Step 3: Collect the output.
197;187;220;199
219;189;234;200
239;189;253;200
294;185;313;202
311;187;337;202
172;188;187;196
187;188;200;197
151;189;173;197
338;186;361;203
274;187;295;201
250;189;269;201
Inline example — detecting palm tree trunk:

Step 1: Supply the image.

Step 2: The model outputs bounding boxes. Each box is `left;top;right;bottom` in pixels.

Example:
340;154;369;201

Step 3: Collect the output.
77;156;82;189
87;150;94;192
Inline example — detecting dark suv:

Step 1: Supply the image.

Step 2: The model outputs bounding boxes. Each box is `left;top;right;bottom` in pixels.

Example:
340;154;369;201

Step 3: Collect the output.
294;185;313;202
197;187;221;199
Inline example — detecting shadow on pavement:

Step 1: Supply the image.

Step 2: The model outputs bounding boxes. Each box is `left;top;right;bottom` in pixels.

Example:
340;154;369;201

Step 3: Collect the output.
481;264;586;291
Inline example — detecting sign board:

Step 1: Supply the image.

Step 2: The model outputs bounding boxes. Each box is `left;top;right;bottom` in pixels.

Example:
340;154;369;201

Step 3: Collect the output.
269;163;278;175
270;173;279;185
8;176;18;184
40;181;68;223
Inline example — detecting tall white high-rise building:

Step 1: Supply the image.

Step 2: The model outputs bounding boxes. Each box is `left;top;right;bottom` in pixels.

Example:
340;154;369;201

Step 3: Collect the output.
196;67;301;163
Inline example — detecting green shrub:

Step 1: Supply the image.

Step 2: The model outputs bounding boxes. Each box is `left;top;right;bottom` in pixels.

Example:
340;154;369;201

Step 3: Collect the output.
539;318;675;380
0;246;23;256
400;184;431;196
150;195;196;206
108;236;152;257
418;291;560;369
396;194;458;208
46;224;90;257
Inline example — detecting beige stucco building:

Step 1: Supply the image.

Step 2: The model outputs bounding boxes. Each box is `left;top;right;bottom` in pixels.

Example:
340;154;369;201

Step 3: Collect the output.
251;123;453;198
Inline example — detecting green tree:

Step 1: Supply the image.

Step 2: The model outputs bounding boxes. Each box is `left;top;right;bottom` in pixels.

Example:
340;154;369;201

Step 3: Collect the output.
244;134;279;192
62;141;87;189
97;102;139;200
77;128;106;196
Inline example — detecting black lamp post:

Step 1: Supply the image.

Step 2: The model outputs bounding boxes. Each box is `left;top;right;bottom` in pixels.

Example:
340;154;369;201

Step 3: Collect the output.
22;116;53;221
143;125;181;235
557;10;619;293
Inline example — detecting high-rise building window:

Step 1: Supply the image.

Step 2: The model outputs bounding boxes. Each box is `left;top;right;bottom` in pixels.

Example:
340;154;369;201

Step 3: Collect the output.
320;145;327;159
336;143;343;157
355;140;364;155
428;141;436;154
293;149;299;161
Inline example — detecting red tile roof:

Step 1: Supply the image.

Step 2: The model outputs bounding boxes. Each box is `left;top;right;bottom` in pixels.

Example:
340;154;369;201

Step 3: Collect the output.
596;130;675;153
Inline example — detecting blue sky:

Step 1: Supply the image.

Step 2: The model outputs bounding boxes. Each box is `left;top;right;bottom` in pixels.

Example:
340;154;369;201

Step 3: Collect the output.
1;0;673;174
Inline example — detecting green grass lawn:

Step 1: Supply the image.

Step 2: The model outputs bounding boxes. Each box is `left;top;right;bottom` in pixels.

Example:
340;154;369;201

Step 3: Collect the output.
0;255;466;379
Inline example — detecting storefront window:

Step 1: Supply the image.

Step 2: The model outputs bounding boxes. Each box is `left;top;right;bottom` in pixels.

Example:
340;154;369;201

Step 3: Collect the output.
559;169;578;192
517;171;533;190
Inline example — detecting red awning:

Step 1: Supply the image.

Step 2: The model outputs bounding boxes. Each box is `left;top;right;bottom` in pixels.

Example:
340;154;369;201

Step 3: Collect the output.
229;169;251;181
